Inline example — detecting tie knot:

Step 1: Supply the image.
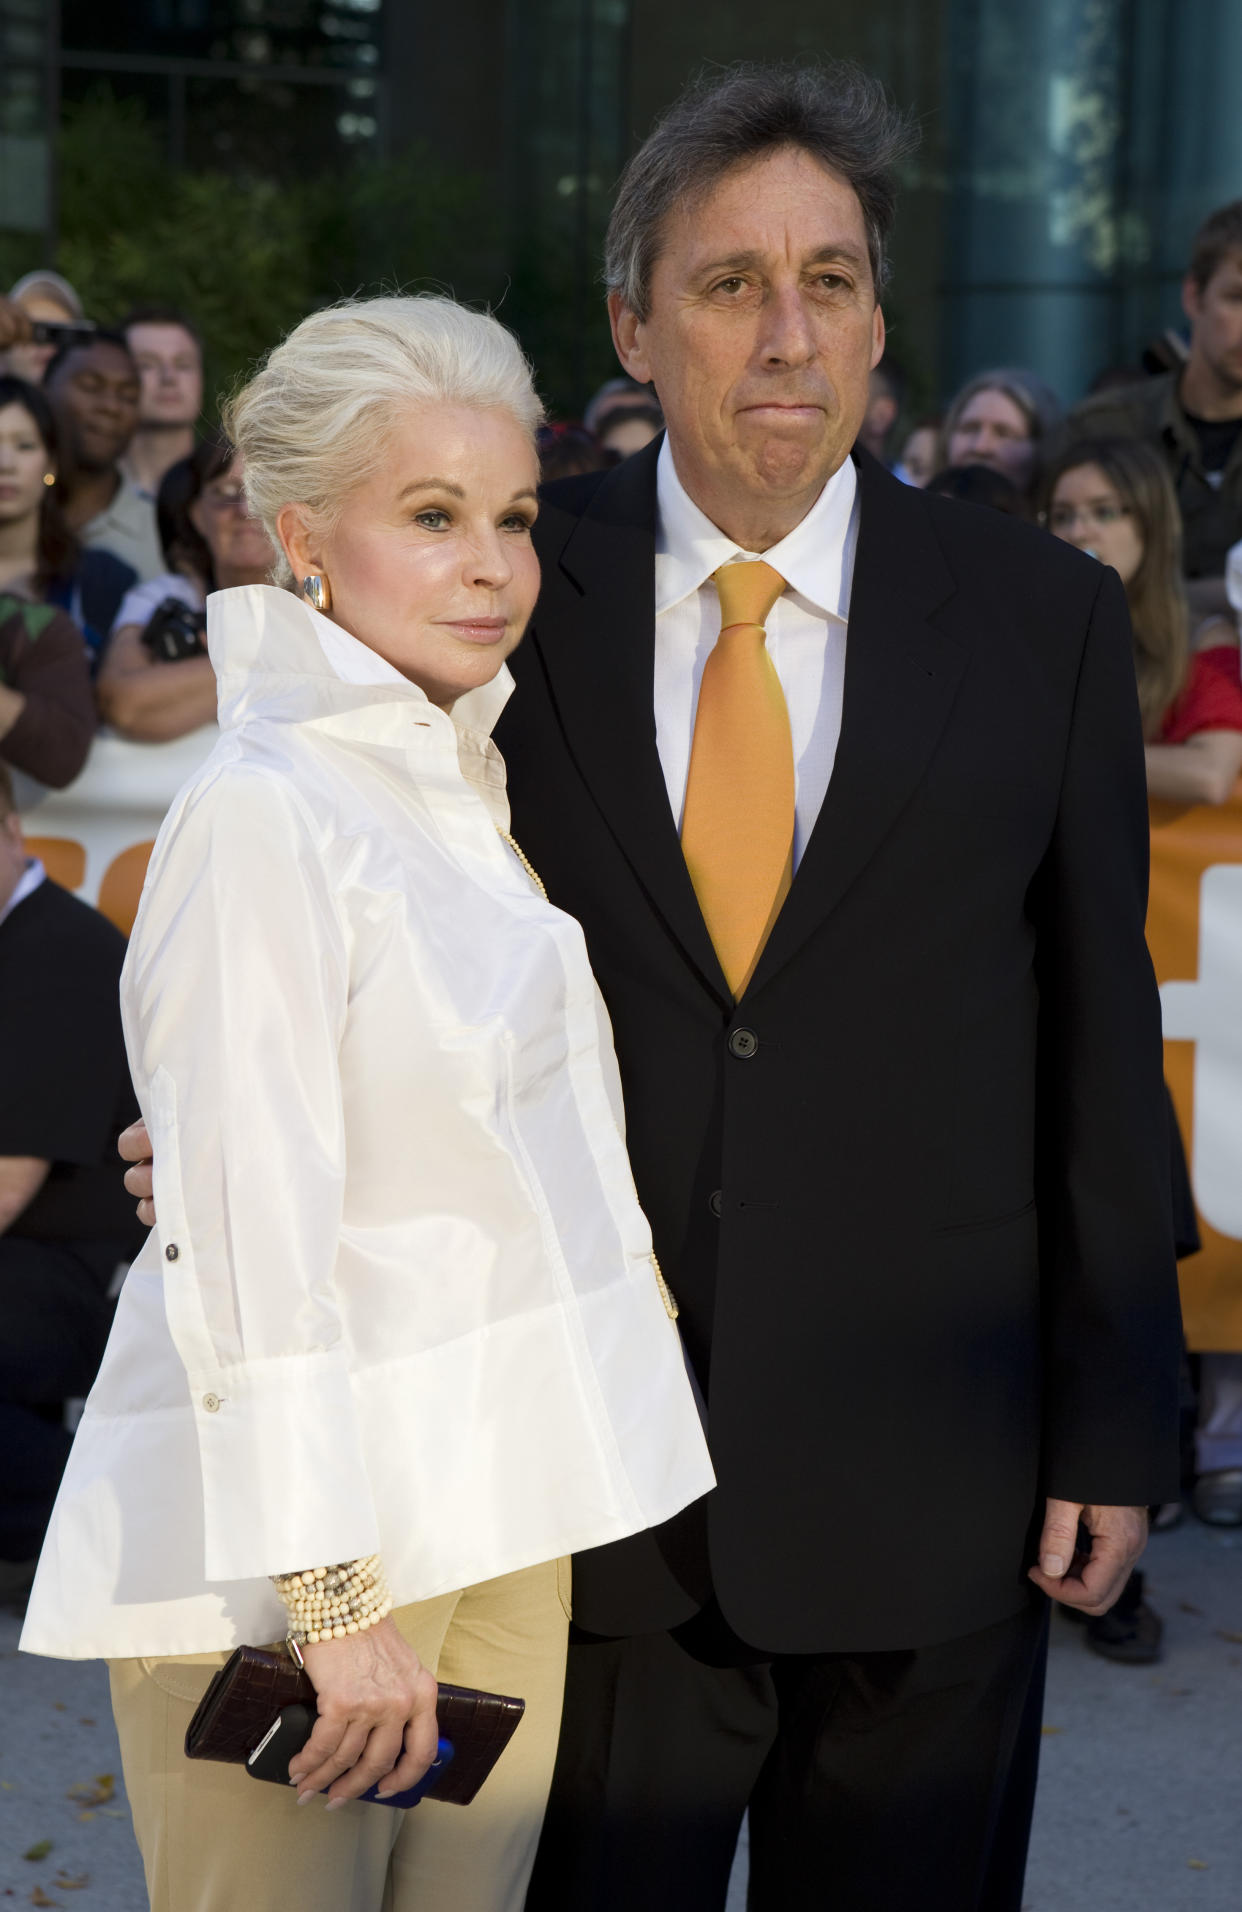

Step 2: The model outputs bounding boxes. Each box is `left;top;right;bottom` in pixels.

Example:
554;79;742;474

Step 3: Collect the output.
713;560;786;635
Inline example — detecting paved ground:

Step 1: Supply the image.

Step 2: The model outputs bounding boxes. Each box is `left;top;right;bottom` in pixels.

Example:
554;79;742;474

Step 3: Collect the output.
2;1518;1238;1910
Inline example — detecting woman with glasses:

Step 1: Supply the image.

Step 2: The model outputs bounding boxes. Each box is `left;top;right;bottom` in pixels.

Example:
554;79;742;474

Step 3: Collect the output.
1043;436;1242;806
97;432;273;742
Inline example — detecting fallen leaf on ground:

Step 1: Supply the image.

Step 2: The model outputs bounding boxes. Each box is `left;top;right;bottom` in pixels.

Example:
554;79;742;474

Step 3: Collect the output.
29;1891;59;1908
76;1719;94;1728
21;1845;51;1864
1215;1629;1242;1644
1178;1600;1203;1615
52;1877;88;1893
65;1774;113;1807
74;1815;93;1826
51;1703;65;1713
1188;1858;1208;1869
1040;1725;1062;1736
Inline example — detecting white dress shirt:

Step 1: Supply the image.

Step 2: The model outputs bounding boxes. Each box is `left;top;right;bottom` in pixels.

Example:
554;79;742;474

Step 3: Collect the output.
22;584;714;1661
0;857;45;929
654;438;858;866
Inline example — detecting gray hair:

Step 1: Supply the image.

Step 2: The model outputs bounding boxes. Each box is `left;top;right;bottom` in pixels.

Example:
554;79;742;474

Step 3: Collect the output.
941;367;1065;460
8;269;85;321
223;294;543;585
604;61;918;320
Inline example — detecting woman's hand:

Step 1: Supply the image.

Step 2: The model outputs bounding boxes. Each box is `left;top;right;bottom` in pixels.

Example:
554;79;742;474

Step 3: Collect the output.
288;1615;440;1807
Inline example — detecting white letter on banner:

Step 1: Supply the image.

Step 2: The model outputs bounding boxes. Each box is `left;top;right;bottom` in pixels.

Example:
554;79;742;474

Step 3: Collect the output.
1160;864;1242;1241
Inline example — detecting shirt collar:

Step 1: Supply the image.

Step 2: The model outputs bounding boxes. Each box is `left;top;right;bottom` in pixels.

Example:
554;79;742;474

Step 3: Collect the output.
0;857;46;930
654;435;858;621
210;584;514;745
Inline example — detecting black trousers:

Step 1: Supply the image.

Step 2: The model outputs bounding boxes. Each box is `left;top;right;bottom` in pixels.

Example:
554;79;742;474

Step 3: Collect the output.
0;1236;117;1561
527;1591;1050;1912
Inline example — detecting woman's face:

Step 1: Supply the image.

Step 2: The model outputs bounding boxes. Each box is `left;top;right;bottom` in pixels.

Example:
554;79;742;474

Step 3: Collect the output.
899;424;938;487
0;401;50;527
290;402;541;708
1048;463;1145;586
946;388;1036;488
189;453;272;583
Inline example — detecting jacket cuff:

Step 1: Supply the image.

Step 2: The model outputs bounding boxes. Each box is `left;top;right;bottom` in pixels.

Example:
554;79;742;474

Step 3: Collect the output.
188;1353;381;1582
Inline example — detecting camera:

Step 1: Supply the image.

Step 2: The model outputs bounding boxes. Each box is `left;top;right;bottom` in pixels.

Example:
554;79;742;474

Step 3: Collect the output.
140;597;208;663
28;319;98;349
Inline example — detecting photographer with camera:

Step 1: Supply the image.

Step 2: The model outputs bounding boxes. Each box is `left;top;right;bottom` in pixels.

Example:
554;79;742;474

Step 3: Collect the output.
0;275;91;385
97;433;273;742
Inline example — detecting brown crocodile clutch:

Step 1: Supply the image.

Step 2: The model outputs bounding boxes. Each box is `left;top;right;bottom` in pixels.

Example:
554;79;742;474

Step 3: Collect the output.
184;1643;525;1806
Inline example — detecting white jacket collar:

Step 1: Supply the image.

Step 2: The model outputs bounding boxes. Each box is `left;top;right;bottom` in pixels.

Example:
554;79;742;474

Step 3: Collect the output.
207;583;515;746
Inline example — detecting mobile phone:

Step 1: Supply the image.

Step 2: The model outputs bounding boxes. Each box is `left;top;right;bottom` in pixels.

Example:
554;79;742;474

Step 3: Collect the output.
246;1702;455;1809
28;319;97;348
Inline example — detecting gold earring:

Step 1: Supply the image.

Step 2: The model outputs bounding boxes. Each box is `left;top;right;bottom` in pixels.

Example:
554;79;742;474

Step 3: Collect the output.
301;574;331;613
43;472;56;488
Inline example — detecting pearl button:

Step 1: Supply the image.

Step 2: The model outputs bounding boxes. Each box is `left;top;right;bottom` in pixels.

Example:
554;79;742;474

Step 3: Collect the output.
202;1393;221;1413
165;1243;180;1262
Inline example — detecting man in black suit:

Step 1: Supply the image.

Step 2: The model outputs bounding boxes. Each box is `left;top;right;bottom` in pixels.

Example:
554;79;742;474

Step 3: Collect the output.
500;62;1182;1912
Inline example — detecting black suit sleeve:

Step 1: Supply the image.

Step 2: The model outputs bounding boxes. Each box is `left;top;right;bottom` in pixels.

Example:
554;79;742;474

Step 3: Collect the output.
1033;563;1183;1506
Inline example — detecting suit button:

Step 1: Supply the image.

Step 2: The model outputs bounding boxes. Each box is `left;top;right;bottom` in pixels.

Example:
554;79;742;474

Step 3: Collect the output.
728;1027;758;1059
709;1190;723;1218
164;1243;180;1262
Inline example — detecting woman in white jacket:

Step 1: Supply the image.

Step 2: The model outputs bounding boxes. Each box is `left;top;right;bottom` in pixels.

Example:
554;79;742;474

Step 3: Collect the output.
21;295;714;1912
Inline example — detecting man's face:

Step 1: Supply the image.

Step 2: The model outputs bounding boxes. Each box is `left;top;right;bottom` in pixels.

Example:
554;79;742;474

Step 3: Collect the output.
610;146;883;524
46;340;141;473
1183;249;1242;395
127;322;203;429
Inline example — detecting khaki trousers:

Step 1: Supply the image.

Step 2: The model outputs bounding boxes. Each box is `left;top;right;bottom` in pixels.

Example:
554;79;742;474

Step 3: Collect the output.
109;1557;570;1912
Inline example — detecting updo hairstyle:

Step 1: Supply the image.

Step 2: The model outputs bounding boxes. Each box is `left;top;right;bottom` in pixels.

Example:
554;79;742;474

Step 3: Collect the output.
223;295;544;585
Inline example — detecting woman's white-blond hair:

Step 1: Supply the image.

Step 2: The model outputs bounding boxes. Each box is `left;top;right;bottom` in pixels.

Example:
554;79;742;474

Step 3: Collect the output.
222;295;544;584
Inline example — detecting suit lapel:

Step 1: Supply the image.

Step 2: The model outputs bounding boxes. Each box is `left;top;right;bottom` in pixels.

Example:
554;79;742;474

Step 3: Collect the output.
532;439;732;1004
745;453;966;999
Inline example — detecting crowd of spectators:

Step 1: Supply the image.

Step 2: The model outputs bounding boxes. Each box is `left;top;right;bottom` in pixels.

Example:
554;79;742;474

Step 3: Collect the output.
0;195;1240;1604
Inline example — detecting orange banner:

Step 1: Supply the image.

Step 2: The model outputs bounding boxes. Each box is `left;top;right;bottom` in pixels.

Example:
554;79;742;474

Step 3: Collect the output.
1148;786;1242;1350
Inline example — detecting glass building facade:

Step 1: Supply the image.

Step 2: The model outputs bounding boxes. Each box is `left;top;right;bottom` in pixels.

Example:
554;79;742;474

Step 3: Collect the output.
2;0;1240;412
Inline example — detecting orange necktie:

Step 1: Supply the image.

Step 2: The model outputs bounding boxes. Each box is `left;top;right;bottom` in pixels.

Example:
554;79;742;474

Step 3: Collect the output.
681;560;794;997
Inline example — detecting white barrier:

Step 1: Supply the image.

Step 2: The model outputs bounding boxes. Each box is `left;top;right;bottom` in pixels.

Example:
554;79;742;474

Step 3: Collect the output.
16;725;218;909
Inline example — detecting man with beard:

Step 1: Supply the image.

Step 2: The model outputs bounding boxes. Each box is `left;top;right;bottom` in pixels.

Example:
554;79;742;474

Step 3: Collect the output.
1073;199;1242;617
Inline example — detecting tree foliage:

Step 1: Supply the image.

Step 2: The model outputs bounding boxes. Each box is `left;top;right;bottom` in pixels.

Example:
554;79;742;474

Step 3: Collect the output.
51;89;497;418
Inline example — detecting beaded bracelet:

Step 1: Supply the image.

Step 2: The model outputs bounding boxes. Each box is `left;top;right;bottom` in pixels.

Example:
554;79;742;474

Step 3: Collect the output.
272;1553;394;1645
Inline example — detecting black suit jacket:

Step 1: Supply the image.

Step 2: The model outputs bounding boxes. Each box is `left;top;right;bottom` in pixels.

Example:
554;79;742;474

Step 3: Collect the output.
498;439;1183;1655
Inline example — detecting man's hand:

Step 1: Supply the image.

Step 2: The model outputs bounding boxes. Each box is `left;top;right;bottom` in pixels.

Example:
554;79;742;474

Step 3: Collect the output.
1028;1498;1148;1615
118;1119;155;1226
0;297;33;352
